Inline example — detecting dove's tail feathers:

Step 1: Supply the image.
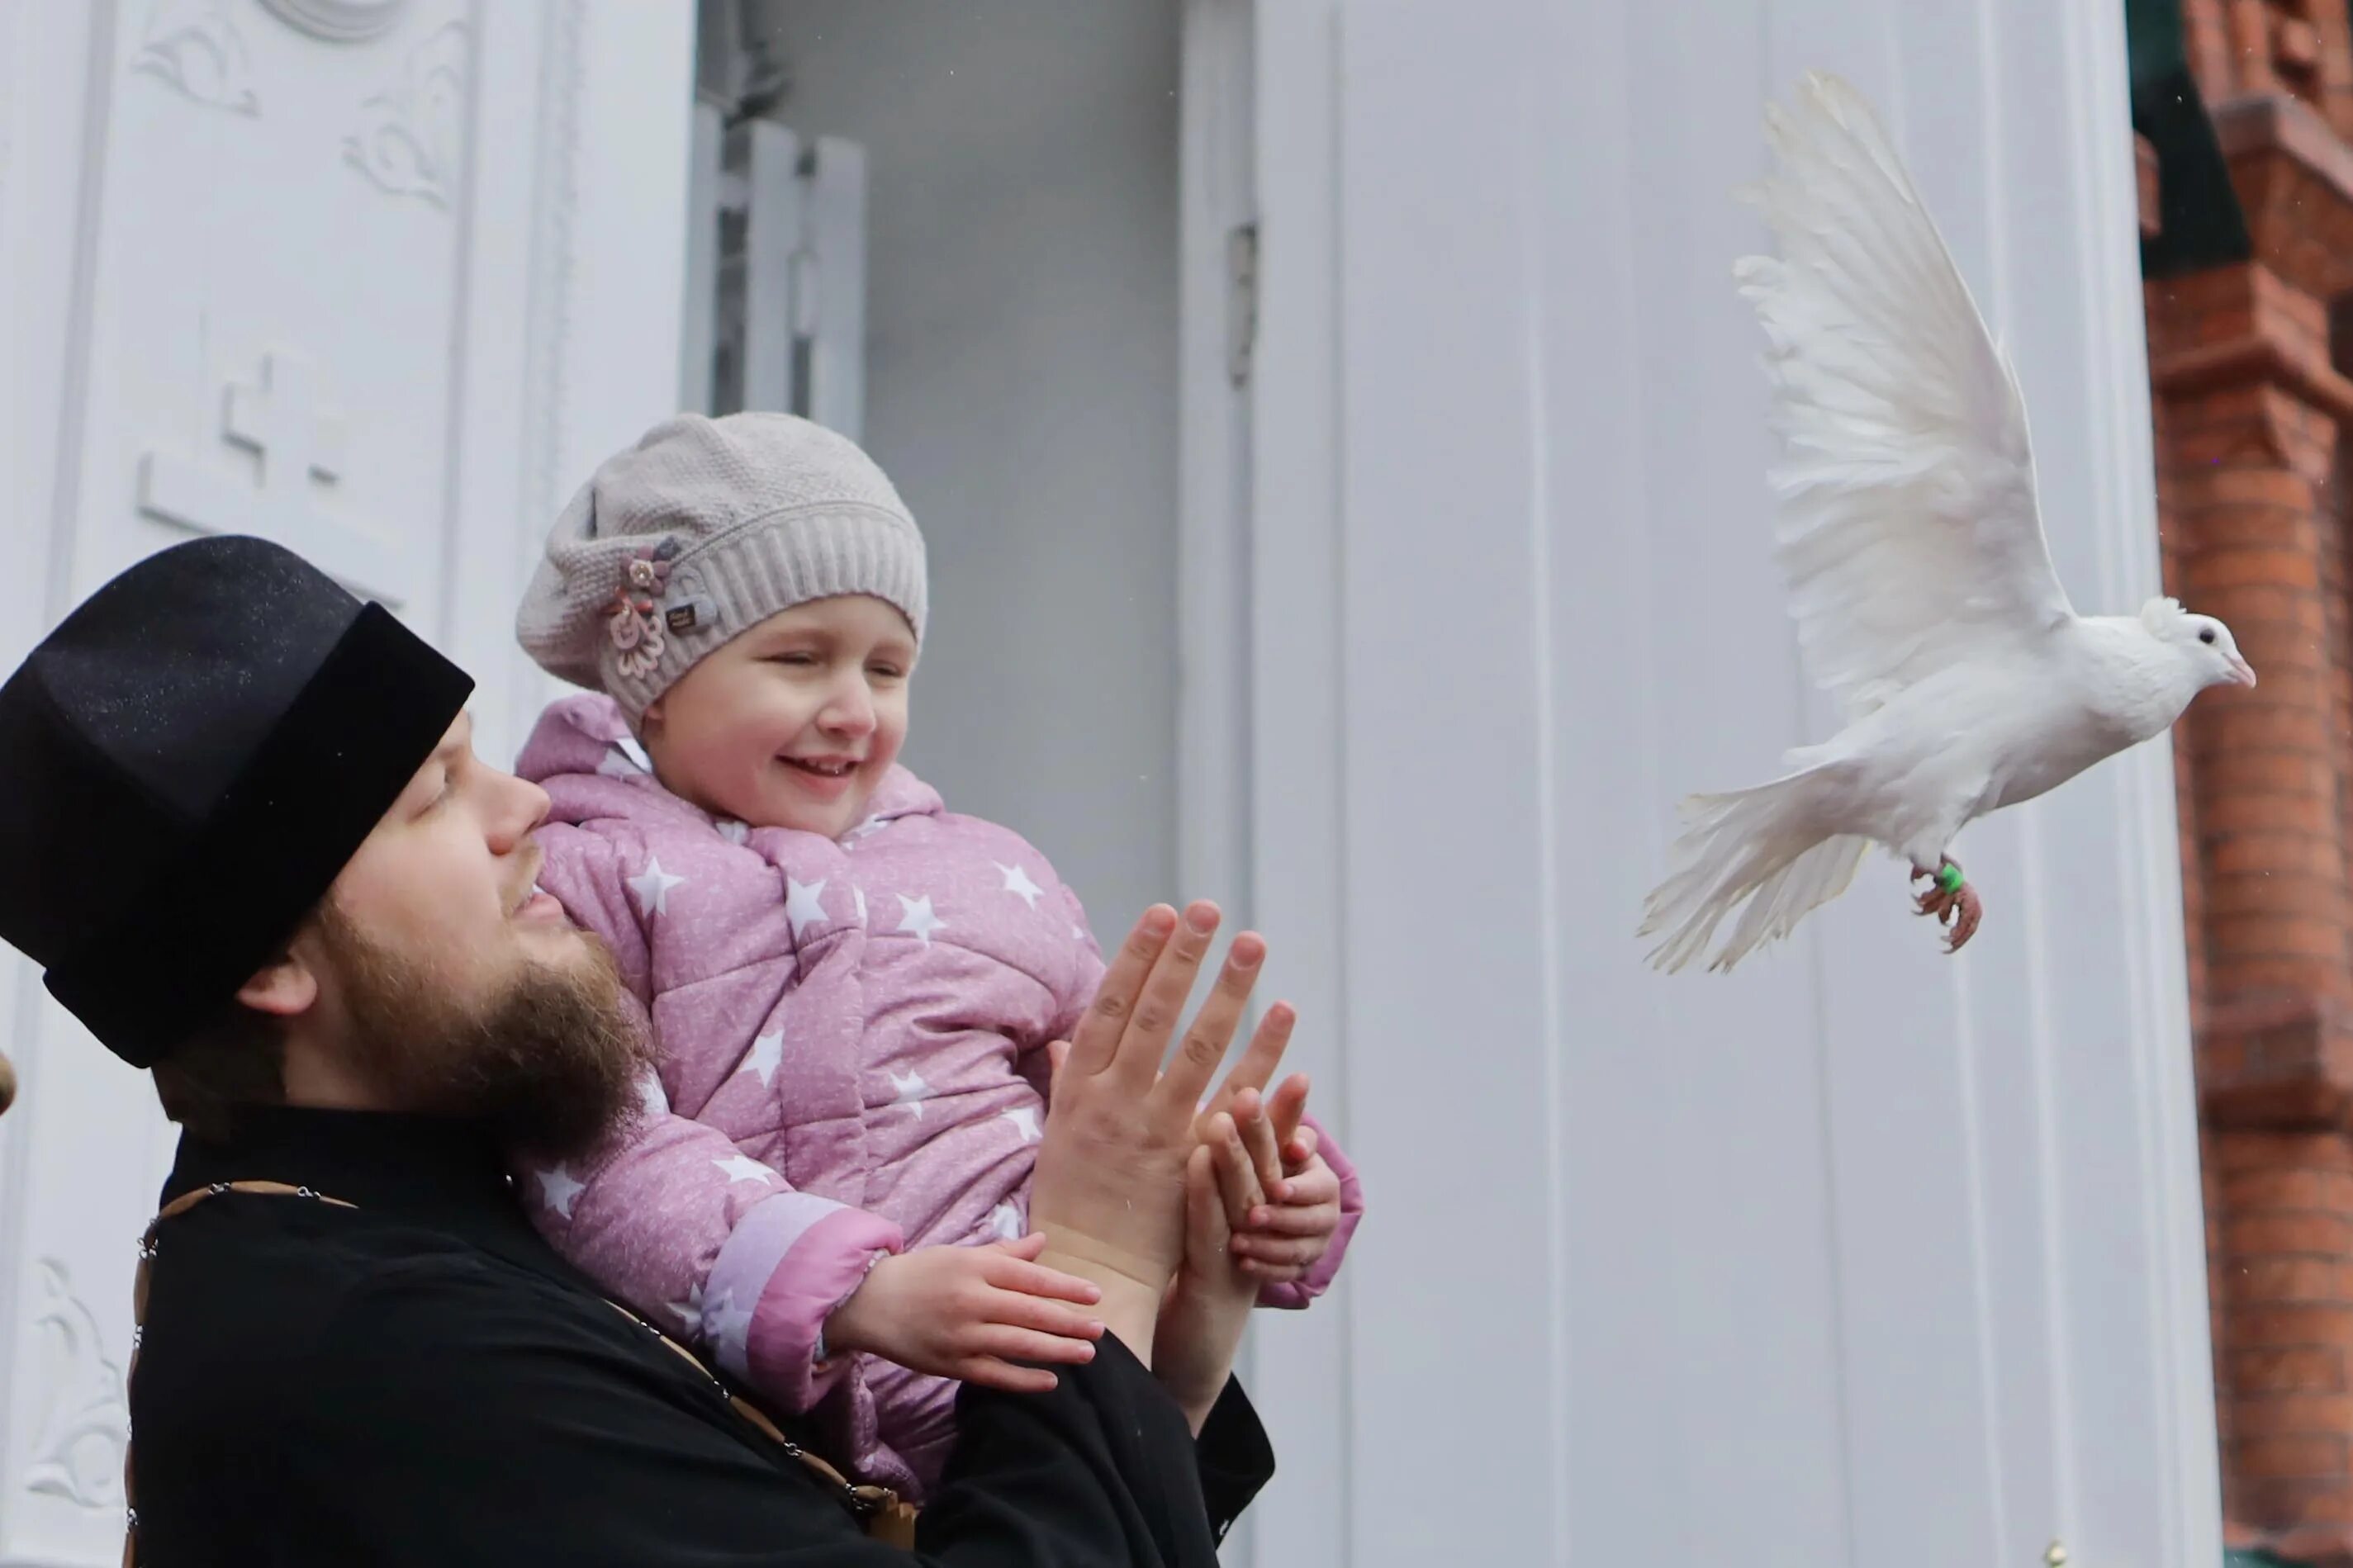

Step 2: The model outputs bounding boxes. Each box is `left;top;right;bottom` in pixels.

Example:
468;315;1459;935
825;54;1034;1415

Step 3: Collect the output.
1710;832;1871;972
1640;768;1867;973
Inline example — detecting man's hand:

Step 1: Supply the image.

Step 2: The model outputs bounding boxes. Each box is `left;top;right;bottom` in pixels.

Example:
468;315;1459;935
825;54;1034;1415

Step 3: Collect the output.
823;1237;1104;1394
1027;901;1297;1362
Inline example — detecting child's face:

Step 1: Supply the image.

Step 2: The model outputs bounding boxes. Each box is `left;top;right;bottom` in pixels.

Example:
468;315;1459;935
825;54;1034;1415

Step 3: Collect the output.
640;595;916;839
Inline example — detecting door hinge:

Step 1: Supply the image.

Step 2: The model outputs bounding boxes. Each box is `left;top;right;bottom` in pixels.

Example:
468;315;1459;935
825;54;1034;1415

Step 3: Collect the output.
1226;221;1260;389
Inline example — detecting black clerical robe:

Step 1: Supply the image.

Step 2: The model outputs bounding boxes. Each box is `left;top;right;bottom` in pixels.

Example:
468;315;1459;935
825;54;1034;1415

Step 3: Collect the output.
127;1107;1272;1565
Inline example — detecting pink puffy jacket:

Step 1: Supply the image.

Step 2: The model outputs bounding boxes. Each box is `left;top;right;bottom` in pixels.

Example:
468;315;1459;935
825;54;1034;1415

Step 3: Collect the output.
514;694;1364;1495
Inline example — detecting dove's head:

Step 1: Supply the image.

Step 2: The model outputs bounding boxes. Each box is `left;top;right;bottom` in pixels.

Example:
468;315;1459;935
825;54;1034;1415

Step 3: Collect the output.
2140;596;2256;691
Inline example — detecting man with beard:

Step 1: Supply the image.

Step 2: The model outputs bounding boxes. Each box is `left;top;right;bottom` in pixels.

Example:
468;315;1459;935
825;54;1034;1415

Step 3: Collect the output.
0;536;1284;1565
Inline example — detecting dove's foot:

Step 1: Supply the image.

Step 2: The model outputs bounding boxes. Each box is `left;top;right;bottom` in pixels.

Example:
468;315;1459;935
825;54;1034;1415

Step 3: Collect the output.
1944;882;1983;952
1909;860;1956;919
1911;859;1984;954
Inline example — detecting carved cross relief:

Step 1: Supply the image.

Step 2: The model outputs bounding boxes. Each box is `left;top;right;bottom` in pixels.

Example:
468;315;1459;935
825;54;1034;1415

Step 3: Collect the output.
136;348;415;607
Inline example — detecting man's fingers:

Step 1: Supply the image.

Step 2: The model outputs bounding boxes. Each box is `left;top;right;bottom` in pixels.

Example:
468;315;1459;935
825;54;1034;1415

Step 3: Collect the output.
1112;901;1222;1090
1187;946;1278;1110
1239;1260;1307;1284
1070;906;1179;1078
960;1358;1063;1394
1155;938;1269;1113
1043;1040;1072;1100
1187;997;1292;1125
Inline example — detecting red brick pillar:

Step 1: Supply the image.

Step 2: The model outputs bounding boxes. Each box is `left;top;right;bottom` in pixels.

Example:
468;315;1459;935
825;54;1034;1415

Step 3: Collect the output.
2147;55;2353;1528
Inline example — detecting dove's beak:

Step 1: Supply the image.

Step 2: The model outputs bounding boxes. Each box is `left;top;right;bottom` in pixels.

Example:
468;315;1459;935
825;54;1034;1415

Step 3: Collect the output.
2228;653;2258;689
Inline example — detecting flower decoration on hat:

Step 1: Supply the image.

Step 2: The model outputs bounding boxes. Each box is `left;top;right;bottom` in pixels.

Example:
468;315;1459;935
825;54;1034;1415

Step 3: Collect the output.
605;538;681;680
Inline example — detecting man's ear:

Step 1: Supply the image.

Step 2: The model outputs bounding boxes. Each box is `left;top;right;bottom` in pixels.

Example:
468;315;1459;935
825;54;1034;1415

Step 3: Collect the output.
235;950;318;1019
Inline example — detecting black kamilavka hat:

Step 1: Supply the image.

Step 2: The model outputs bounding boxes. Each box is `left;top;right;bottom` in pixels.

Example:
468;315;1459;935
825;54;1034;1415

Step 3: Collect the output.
0;536;472;1067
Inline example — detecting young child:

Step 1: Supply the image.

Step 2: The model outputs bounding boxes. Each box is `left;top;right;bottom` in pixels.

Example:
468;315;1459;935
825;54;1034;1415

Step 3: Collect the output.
510;412;1364;1497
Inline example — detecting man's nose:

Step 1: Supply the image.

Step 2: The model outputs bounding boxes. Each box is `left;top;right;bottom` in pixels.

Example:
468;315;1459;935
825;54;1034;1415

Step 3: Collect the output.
489;771;552;850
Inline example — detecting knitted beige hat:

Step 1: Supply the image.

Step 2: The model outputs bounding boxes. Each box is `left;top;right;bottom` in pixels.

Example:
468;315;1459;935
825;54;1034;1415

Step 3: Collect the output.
516;412;927;720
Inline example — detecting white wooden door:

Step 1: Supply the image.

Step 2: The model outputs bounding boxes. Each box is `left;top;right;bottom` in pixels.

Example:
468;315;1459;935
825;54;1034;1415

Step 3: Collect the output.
1241;0;2221;1564
0;5;697;1562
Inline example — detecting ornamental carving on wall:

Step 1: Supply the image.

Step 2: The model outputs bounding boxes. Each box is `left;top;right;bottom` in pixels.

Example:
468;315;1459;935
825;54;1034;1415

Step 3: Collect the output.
128;0;259;116
23;1258;129;1513
344;19;468;208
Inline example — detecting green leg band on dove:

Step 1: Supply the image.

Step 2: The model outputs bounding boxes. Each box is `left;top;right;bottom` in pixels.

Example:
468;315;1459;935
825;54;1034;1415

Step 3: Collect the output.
1937;861;1965;896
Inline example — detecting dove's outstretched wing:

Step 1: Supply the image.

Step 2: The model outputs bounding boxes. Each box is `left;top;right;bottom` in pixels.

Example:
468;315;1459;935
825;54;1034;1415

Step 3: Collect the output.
1740;71;2073;720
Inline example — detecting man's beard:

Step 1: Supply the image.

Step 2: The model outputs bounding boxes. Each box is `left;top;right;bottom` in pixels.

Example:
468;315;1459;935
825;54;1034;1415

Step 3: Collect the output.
317;902;649;1159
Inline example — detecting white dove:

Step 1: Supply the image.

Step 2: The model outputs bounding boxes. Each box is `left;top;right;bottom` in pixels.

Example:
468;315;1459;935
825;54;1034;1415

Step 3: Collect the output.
1639;72;2256;975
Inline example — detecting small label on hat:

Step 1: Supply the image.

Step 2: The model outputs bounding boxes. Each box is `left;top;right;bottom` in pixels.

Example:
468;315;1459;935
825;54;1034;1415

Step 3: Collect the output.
665;603;700;634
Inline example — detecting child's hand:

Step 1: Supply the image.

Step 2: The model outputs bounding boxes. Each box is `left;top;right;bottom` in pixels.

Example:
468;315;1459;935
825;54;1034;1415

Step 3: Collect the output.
1231;1123;1344;1283
1211;1078;1345;1285
823;1235;1105;1393
1155;1125;1263;1433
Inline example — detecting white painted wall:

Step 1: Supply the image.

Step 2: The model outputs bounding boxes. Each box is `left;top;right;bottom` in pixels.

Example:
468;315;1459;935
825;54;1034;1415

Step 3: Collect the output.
0;3;2224;1566
742;0;1185;939
0;5;697;1562
1241;1;2221;1566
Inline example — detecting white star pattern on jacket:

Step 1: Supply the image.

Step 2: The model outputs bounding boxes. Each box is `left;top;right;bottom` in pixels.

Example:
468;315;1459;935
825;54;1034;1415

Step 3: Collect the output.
738;1031;783;1087
894;893;945;945
503;694;1392;1502
887;1068;935;1116
784;877;828;937
713;1153;772;1186
996;861;1043;910
716;819;751;845
667;1279;704;1333
628;856;686;917
535;1164;585;1219
707;1288;755;1362
635;1073;668;1118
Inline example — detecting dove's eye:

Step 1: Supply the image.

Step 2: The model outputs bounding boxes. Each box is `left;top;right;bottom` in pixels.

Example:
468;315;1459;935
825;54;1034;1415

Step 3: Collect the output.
2199;628;2218;646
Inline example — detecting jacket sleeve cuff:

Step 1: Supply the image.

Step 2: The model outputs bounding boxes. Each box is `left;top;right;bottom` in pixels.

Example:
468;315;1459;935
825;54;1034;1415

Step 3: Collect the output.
1254;1109;1366;1310
704;1191;902;1411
